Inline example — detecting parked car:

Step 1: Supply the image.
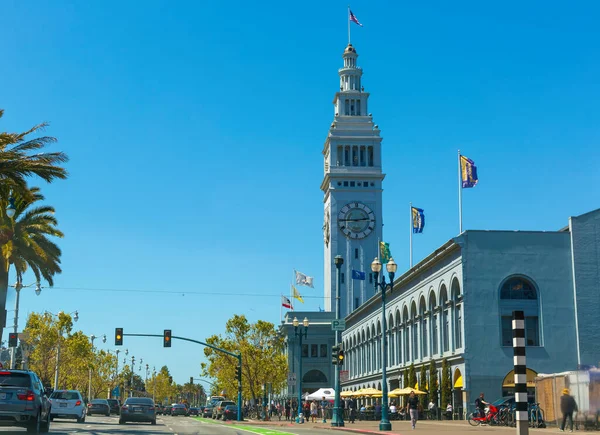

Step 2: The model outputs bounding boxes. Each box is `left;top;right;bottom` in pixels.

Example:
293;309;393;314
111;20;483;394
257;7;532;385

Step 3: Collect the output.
189;407;199;416
222;404;238;420
119;397;156;425
107;398;121;415
202;405;213;418
0;369;52;432
171;404;188;416
154;403;164;415
87;398;110;416
213;400;235;419
49;390;86;423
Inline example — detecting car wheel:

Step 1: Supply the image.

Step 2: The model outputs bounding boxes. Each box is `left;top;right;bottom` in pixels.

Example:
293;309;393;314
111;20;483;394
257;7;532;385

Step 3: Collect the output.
40;412;50;433
77;415;85;423
151;419;157;425
26;412;41;433
119;418;125;424
106;412;110;416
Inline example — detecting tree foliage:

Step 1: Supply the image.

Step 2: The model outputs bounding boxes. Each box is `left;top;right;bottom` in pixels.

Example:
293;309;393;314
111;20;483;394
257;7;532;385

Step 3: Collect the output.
429;359;439;406
441;358;452;408
419;364;428;408
201;314;287;403
408;363;416;390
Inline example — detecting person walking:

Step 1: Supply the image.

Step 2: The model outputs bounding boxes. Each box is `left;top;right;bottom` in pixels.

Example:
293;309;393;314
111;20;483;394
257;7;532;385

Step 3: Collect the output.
560;388;578;432
406;391;421;430
348;398;357;423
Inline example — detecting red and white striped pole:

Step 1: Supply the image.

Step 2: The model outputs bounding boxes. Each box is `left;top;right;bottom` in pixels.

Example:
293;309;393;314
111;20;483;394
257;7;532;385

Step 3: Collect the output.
512;310;529;435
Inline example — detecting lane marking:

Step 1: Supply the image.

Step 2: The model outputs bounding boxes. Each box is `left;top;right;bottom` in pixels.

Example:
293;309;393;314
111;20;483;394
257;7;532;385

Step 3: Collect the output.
192;417;297;435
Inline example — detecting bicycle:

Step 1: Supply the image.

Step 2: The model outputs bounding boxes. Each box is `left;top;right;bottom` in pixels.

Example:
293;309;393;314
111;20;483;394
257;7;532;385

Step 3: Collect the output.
528;403;546;428
467;405;500;426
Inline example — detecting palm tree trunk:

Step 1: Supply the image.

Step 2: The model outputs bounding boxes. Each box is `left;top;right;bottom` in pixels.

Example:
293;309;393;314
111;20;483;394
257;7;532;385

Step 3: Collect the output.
0;265;9;345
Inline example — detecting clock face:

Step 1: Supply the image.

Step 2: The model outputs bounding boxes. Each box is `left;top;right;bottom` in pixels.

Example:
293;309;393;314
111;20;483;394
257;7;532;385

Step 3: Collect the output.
338;202;375;239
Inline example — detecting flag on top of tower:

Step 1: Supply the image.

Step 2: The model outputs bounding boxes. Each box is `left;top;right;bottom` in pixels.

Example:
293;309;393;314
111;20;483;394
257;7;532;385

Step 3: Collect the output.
379;241;392;264
281;295;293;310
411;207;425;233
295;270;314;288
291;285;304;303
349;9;363;26
352;270;366;280
460;155;479;188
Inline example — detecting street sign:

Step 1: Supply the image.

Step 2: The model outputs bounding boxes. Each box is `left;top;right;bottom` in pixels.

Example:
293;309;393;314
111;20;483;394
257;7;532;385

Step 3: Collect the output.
112;386;120;397
331;319;346;331
287;373;296;386
340;370;349;382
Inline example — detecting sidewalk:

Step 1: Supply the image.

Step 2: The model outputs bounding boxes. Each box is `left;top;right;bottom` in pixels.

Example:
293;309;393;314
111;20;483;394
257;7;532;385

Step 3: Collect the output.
238;417;551;434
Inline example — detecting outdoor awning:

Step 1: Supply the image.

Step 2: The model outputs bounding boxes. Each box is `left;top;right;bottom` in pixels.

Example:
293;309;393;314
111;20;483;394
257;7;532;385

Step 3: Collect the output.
454;374;463;388
502;368;538;388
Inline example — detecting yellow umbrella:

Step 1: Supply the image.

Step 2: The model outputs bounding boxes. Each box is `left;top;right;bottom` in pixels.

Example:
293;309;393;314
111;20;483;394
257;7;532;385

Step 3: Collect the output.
389;387;426;396
359;387;382;397
350;389;365;397
340;390;354;398
370;392;399;398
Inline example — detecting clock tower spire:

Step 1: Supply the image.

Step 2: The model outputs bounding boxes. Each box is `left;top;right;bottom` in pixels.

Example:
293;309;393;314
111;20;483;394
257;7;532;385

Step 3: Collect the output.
322;44;385;318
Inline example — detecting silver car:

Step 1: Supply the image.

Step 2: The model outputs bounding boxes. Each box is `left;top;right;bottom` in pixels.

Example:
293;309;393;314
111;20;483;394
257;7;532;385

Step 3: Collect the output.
49;390;86;423
0;369;51;433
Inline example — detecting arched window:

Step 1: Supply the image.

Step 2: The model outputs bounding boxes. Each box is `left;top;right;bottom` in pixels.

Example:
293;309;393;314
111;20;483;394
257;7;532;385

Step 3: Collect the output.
303;370;328;383
499;276;541;347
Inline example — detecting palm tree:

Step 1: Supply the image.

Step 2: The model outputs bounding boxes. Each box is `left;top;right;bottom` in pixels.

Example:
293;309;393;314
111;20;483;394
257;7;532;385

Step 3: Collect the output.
0;185;63;342
0;109;68;188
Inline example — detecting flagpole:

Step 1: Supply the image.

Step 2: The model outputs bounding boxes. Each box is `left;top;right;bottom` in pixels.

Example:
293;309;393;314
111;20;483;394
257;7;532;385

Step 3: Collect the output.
409;202;413;269
458;149;463;234
347;5;351;44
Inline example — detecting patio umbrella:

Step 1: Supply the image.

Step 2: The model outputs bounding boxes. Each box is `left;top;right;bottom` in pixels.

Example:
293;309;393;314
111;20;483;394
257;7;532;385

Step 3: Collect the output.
358;387;382;397
340;390;355;398
389;387;426;396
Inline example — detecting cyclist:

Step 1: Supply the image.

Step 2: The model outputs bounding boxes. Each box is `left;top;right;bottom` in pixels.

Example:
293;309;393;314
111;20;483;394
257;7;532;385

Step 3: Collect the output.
474;393;489;419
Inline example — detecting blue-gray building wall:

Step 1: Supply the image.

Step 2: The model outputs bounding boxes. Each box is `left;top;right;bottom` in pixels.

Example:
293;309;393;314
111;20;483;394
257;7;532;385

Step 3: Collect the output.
569;209;600;367
460;230;578;402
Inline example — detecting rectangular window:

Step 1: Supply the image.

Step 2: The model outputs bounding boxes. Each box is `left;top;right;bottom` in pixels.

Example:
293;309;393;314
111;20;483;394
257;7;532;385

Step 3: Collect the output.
341;273;345;284
350;181;355;187
343;181;349;187
368;147;374;166
455;306;463;348
501;316;512;346
337;146;343;166
369;273;373;283
432;315;438;354
360;147;366;166
355;248;359;259
320;344;327;357
357;100;361;116
344;99;350;116
526;317;540;346
354;297;359;310
443;310;449;352
350;100;355;116
302;344;308;357
311;344;318;357
344;147;350;166
352;146;358;166
364;182;369;187
422;320;428;358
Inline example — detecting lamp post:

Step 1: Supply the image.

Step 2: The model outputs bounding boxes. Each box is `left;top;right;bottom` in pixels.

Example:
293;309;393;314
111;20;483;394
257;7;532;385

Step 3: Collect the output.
331;255;344;427
293;316;308;423
46;310;78;390
371;256;397;432
152;367;156;402
9;281;41;369
130;356;135;397
88;334;106;402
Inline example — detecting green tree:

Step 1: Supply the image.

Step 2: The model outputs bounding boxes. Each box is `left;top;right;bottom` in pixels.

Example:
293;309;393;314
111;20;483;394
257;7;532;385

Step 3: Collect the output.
419;364;428;408
428;360;439;407
408;363;417;390
0;110;68;343
402;369;409;407
201;314;287;403
440;358;452;409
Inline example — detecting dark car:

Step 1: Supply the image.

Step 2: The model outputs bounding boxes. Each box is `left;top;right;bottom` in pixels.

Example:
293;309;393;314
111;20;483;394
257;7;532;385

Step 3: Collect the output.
189;407;199;416
213;400;235;419
171;404;187;416
0;369;52;432
107;398;121;415
222;405;238;420
155;403;164;415
202;405;213;418
87;398;111;416
119;397;156;425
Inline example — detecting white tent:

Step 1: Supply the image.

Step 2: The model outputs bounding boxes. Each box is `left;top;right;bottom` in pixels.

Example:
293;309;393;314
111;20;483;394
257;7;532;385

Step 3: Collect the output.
306;388;336;401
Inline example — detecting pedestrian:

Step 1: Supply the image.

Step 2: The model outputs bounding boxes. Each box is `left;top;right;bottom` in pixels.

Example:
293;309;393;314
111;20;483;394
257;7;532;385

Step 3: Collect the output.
406;391;421;430
348;398;357;423
428;399;438;420
320;396;328;423
560;388;578;432
285;400;291;420
474;393;489;419
310;400;318;423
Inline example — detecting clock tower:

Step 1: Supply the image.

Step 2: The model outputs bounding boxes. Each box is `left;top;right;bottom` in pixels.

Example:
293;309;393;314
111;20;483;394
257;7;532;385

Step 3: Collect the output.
321;44;385;318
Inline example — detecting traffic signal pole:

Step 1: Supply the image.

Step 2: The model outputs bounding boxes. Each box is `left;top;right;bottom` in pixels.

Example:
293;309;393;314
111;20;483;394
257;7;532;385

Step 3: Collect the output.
117;332;243;421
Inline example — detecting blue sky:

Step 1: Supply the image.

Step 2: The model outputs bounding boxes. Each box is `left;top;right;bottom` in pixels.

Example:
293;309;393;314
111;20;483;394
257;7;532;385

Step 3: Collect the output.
2;0;599;384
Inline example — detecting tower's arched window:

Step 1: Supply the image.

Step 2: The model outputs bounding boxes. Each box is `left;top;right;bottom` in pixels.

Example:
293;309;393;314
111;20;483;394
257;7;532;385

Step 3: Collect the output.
500;277;541;347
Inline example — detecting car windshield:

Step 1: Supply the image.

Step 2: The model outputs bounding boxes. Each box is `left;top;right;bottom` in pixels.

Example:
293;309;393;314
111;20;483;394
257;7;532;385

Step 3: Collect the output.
51;391;79;400
0;372;30;387
91;399;107;404
225;405;237;410
126;398;153;405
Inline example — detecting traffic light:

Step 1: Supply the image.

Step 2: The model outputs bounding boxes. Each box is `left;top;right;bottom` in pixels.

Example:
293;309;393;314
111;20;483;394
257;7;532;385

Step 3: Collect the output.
331;344;341;365
115;328;123;346
235;366;242;380
190;377;193;384
337;348;345;366
169;376;173;384
163;329;172;347
8;332;18;348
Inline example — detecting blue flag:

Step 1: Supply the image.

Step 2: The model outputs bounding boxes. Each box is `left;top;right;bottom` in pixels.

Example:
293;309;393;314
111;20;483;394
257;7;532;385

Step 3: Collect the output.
352;270;366;280
411;207;425;233
460;155;478;188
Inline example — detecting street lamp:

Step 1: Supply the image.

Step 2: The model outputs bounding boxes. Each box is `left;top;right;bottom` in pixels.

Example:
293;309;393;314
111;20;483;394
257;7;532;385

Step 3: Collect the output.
332;255;344;427
88;334;107;402
9;281;41;369
45;310;79;390
371;256;397;431
130;356;136;397
293;316;309;423
6;195;16;218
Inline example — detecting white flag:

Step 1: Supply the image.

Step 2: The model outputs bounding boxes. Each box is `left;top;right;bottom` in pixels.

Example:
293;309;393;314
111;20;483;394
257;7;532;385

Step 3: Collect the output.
295;270;314;288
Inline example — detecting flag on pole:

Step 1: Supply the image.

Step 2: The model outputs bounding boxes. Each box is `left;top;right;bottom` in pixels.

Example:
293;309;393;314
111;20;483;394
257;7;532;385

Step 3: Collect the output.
292;285;304;303
352;270;366;280
281;295;293;310
349;9;363;26
411;207;425;233
379;241;392;264
318;306;325;312
295;270;314;288
460;155;478;188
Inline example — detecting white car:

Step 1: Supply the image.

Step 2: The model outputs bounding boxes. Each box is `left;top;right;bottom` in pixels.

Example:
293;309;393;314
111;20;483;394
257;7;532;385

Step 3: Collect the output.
49;390;86;423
